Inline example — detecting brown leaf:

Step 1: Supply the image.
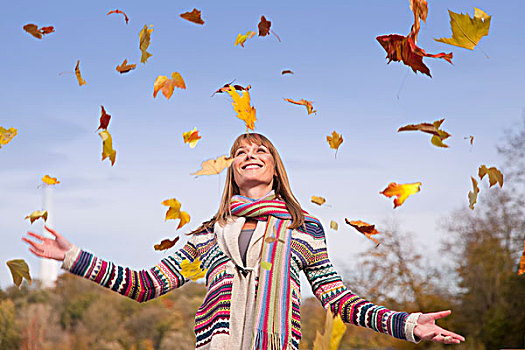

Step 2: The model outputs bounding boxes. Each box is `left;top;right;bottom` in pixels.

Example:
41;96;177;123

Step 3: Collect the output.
116;59;136;73
281;70;294;75
468;176;479;210
107;9;129;24
6;259;31;288
97;106;111;131
23;24;54;39
153;236;180;251
258;16;271;36
212;82;251;96
74;60;86;86
345;219;381;246
180;9;205;25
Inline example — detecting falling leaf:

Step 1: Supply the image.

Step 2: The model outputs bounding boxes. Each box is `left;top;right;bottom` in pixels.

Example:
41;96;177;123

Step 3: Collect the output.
281;70;294;75
99;130;116;166
398;119;450;147
409;0;428;42
192;155;234;176
25;210;48;224
107;9;129;24
478;165;503;188
380;182;421;208
23;24;54;39
212;82;251;96
162;198;190;229
139;24;154;63
180;258;207;281
468;176;479;210
330;221;338;231
518;240;525;275
180;8;205;25
376;34;453;77
435;8;491;50
235;31;256;47
326;131;343;158
0;127;17;149
226;85;257;131
42;175;60;185
465;135;474;145
153;72;186;100
311;196;326;206
284;98;316;115
183;128;202;148
96;106;111;131
153;236;180;251
258;16;271;36
345;219;381;246
116;59;136;74
6;259;31;288
313;309;347;350
75;60;86;86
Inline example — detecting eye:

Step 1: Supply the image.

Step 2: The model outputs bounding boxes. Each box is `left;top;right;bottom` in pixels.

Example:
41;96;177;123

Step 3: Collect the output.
235;149;246;156
257;147;267;153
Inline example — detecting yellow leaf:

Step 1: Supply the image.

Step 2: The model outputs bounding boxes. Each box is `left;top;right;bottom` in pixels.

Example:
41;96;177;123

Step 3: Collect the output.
330;221;338;231
234;31;255;47
42;175;60;185
398;119;450;148
25;210;48;224
192;155;234;176
468;176;479;210
435;8;491;50
313;309;347;350
226;86;256;131
75;60;86;86
431;135;449;148
311;196;326;206
99;130;116;166
326;131;343;158
153;72;186;99
0;127;17;149
478;165;503;188
180;258;207;281
380;182;421;208
162;198;190;229
139;24;154;63
6;259;31;288
183;127;202;148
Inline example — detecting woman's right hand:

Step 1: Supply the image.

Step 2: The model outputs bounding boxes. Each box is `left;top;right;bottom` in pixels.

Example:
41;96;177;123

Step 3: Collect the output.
22;226;73;261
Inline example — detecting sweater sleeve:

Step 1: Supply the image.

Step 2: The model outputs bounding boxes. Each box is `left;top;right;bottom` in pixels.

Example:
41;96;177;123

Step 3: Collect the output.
302;222;418;342
60;236;199;303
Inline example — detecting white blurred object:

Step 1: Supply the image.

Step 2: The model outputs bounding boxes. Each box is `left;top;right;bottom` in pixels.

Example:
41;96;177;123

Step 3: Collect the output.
39;185;59;289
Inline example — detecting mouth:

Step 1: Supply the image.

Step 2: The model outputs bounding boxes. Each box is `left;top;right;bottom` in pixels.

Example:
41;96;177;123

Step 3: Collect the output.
241;163;263;170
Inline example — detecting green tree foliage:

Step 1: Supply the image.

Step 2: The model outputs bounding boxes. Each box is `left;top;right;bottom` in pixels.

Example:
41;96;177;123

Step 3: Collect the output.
0;299;19;350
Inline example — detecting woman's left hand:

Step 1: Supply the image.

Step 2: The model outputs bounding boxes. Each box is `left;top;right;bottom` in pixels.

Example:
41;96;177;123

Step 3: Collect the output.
413;310;465;344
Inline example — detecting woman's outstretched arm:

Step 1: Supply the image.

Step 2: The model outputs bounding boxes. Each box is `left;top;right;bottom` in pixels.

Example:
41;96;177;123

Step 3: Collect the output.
23;226;197;303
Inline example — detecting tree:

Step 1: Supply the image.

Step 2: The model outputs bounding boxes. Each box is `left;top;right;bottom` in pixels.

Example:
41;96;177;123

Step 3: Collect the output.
0;299;19;350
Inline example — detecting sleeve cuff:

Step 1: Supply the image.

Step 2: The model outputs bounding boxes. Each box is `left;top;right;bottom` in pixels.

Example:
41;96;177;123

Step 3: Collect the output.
61;245;81;271
405;312;422;343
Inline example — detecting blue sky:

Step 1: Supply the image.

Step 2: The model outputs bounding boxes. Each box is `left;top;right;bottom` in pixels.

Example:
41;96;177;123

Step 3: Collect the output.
1;0;524;292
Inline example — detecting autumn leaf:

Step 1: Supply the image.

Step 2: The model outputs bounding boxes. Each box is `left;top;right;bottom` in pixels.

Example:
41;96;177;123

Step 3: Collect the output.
25;210;48;224
139;24;154;63
281;70;294;75
212;82;251;96
153;72;186;99
180;258;207;281
468;176;479;210
183;128;202;148
398;119;450;147
42;175;60;185
330;221;338;231
313;309;347;350
0;127;17;149
465;135;474;145
409;0;428;42
162;198;190;229
518;240;525;275
153;236;180;251
326;131;343;158
99;130;116;166
180;9;205;25
478;165;503;188
192;155;234;176
116;59;136;74
380;182;421;208
23;24;54;39
226;85;256;131
311;196;326;206
345;219;381;246
376;34;452;77
284;98;316;115
107;9;129;24
75;60;86;86
96;106;111;131
6;259;31;288
435;8;491;50
235;31;256;47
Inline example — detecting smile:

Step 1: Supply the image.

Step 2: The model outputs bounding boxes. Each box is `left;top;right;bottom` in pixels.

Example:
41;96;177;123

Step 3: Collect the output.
242;163;263;170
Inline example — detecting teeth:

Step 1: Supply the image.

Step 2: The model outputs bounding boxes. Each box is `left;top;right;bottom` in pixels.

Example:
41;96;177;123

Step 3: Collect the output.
245;165;260;169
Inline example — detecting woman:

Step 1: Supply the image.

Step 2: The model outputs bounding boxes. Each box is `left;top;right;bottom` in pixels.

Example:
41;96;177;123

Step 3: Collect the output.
24;133;464;349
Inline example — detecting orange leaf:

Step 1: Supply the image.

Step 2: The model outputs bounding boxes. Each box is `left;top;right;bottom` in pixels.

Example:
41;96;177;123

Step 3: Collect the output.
284;98;316;115
192;155;233;176
107;9;129;24
345;219;381;246
478;165;503;188
409;0;428;42
139;24;154;64
518;240;525;275
311;196;326;206
153;72;186;99
162;198;190;229
99;130;116;166
25;210;48;224
23;24;54;39
0;127;17;149
116;59;136;74
75;60;86;86
153;236;180;251
380;182;421;208
235;31;256;47
183;127;202;148
180;8;205;25
97;106;111;131
226;85;256;131
465;135;474;145
42;175;60;185
326;131;343;158
376;34;452;77
468;176;479;210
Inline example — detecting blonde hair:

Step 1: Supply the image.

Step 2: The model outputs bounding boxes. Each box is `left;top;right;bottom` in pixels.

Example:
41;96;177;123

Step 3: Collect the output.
191;133;305;234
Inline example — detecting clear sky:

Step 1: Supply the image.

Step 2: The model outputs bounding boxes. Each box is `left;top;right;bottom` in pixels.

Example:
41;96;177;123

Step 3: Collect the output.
1;0;524;291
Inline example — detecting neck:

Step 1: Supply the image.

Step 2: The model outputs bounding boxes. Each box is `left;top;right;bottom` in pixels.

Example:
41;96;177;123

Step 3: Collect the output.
239;185;273;200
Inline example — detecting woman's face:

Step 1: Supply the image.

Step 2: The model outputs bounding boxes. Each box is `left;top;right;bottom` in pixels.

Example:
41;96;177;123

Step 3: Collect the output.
232;140;276;197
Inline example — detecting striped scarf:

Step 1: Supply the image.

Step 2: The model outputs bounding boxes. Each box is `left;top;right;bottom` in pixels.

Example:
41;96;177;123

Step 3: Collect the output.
230;191;320;350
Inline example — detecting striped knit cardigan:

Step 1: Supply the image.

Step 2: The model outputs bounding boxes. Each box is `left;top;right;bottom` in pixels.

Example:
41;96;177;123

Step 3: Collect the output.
62;217;420;349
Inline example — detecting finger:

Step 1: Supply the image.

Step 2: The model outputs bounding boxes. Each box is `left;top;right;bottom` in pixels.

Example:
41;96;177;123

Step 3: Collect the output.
425;310;451;321
44;225;59;237
26;231;44;242
22;237;44;252
28;246;45;257
441;331;465;342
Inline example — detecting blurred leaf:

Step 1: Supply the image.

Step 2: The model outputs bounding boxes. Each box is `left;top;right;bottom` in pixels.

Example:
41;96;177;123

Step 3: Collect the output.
107;9;129;24
311;196;326;206
162;198;190;229
42;175;60;185
75;60;86;86
99;130;116;166
0;127;17;148
154;236;180;251
192;155;233;176
345;219;381;246
380;182;421;208
478;165;503;188
115;59;136;73
180;258;206;281
25;210;48;224
6;259;31;288
183;128;202;148
284;98;316;115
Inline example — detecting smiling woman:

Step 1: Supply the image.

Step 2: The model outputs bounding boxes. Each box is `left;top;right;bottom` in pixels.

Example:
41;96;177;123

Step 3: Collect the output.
23;133;465;350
